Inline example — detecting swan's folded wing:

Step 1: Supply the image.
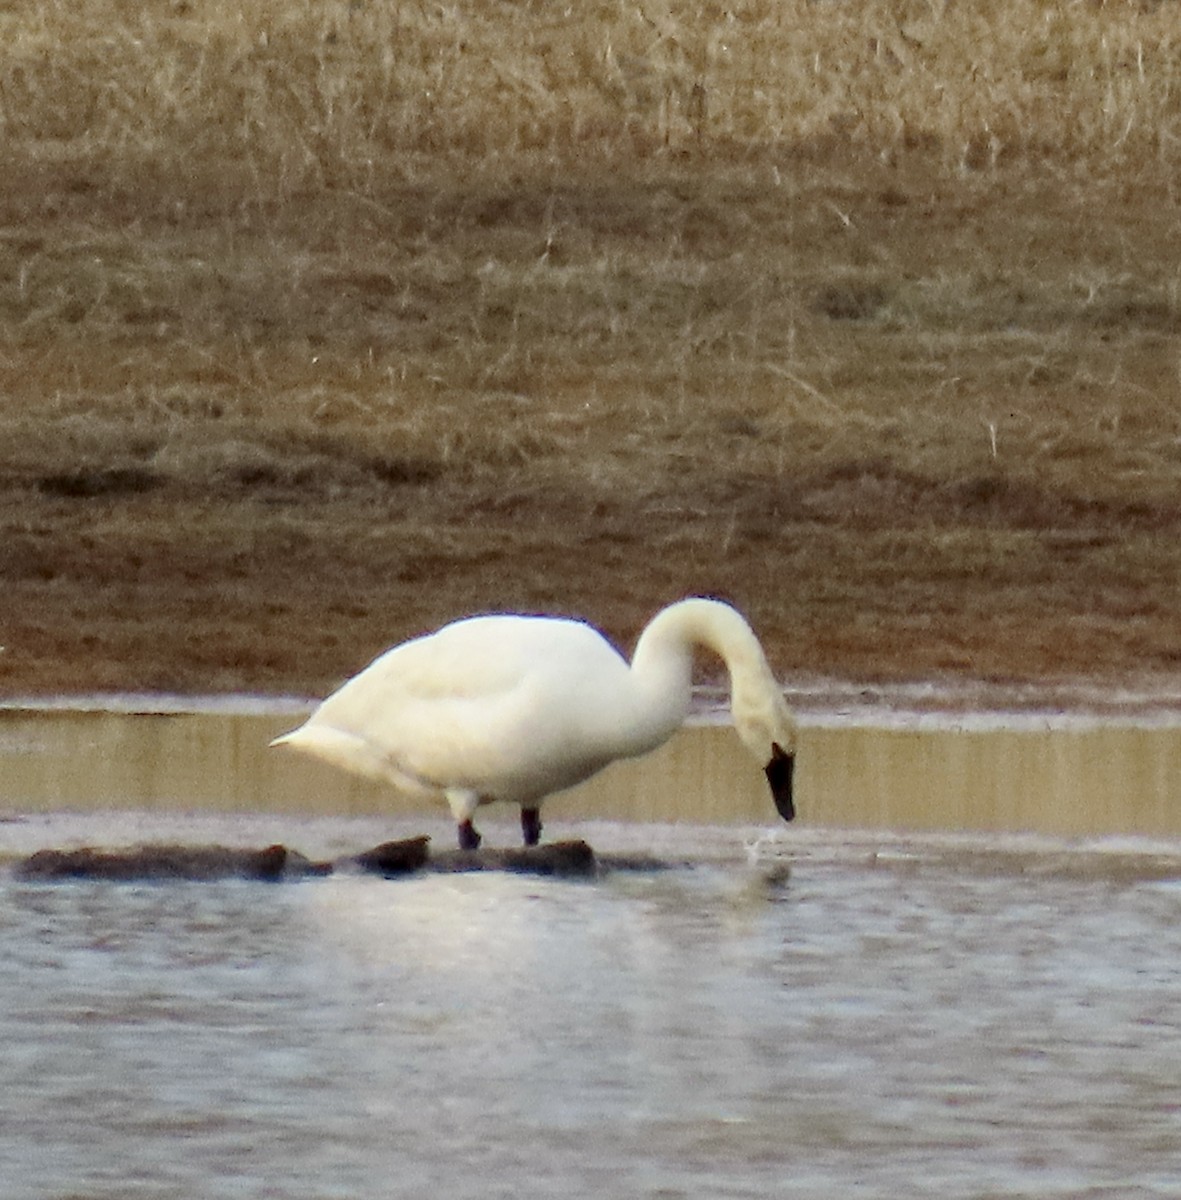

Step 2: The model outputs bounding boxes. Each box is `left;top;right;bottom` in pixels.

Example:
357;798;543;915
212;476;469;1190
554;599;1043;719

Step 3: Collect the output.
275;614;633;800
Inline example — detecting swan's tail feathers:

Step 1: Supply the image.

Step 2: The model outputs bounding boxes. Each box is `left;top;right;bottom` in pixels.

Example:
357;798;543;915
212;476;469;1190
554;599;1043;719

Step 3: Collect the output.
269;723;393;785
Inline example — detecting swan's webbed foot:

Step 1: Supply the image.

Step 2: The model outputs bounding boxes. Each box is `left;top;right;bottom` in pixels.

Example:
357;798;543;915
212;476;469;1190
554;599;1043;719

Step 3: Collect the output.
457;820;482;851
521;807;543;847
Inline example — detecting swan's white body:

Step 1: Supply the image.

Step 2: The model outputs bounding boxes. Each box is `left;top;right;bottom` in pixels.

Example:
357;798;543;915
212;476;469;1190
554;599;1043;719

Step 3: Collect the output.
271;598;798;848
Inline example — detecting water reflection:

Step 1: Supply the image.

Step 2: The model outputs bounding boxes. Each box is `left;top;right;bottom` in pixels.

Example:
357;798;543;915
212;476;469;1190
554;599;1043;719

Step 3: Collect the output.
3;819;1181;1198
4;701;1181;835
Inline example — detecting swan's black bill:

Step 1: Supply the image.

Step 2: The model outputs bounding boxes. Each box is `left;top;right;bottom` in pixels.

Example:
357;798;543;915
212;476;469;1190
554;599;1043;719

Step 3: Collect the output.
765;743;795;822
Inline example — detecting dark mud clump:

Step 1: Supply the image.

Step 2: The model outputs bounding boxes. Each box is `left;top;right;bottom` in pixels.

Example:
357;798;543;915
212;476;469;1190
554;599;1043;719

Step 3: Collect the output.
16;842;313;881
14;837;601;882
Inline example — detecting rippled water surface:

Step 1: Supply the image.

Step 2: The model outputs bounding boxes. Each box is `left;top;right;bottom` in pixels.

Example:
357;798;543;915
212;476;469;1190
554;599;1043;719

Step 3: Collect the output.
4;816;1181;1199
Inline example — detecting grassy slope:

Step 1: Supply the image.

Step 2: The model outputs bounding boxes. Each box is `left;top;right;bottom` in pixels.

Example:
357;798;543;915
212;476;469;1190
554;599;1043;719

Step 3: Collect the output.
1;0;1180;694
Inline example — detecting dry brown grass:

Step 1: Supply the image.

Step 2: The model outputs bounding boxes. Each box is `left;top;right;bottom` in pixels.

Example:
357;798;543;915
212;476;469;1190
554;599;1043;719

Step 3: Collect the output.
1;0;1180;694
4;0;1180;183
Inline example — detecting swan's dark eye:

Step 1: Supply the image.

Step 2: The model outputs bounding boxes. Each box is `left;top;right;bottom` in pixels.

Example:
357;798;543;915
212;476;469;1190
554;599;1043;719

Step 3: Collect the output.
765;742;795;822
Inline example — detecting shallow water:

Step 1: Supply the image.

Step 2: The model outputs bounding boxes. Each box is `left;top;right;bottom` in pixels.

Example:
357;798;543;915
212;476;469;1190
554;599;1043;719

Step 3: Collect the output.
4;697;1181;836
4;815;1181;1199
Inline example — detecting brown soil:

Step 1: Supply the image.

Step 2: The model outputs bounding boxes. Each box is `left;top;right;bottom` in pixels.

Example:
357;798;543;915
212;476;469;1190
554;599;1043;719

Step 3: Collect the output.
2;1;1180;698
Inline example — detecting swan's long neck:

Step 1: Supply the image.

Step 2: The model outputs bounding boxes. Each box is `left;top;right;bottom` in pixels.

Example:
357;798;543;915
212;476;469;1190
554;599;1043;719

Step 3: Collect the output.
629;598;796;758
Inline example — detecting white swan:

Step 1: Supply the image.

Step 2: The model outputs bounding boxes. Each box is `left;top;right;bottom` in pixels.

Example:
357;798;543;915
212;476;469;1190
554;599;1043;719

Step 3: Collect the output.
270;597;798;850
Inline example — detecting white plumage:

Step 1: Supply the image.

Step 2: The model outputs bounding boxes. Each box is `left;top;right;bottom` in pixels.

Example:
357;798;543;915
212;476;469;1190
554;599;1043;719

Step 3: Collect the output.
271;597;798;849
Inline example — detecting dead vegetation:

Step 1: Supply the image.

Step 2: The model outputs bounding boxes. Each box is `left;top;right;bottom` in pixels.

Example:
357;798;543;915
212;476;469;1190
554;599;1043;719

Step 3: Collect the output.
1;0;1180;695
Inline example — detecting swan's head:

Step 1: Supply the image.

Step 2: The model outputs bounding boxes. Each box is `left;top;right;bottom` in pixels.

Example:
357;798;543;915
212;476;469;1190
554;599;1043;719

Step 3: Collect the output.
733;685;798;824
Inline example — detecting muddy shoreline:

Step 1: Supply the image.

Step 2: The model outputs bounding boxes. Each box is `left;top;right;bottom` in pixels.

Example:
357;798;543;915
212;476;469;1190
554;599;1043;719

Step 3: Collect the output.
5;676;1181;722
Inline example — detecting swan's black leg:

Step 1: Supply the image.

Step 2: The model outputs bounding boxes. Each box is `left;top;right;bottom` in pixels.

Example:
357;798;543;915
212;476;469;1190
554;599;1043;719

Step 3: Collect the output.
457;820;481;851
521;807;542;846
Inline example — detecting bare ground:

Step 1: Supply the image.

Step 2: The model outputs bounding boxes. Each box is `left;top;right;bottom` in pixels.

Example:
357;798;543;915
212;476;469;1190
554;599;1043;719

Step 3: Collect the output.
2;152;1180;699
